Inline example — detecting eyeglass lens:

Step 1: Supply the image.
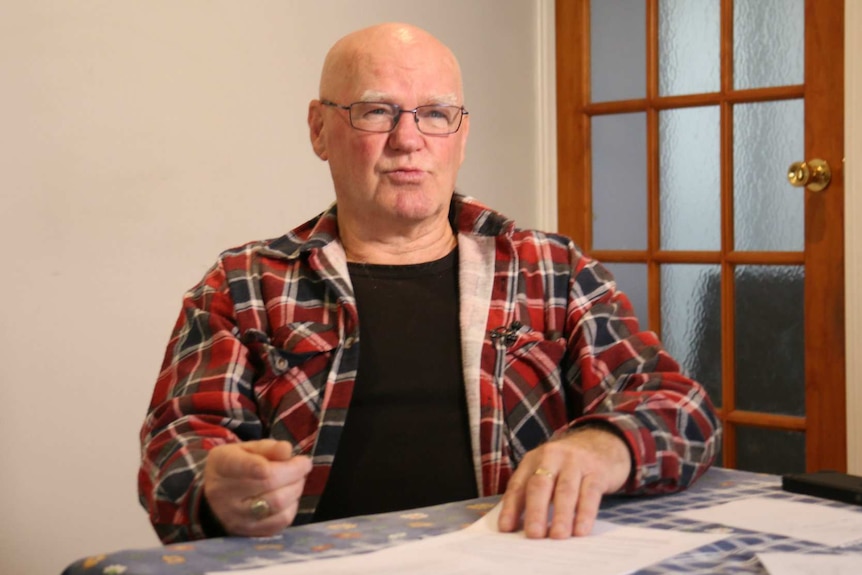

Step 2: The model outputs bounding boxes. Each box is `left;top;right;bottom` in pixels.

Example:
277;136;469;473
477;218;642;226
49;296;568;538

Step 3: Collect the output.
349;102;463;134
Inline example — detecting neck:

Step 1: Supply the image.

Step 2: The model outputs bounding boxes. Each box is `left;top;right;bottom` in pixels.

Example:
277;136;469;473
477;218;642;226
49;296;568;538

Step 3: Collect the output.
339;218;457;265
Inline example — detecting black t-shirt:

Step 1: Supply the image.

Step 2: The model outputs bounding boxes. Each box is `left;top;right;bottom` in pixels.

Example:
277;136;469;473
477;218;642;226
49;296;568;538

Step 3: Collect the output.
313;248;478;521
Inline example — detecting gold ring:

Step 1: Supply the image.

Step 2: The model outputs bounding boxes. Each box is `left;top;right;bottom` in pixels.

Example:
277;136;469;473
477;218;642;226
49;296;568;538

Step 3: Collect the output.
533;467;554;478
250;498;271;520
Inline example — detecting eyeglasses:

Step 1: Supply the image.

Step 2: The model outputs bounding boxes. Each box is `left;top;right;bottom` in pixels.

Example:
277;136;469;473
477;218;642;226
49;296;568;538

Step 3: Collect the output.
320;100;469;135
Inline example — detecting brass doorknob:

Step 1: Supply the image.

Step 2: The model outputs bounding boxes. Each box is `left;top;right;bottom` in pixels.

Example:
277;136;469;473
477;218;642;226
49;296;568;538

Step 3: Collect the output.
787;158;832;192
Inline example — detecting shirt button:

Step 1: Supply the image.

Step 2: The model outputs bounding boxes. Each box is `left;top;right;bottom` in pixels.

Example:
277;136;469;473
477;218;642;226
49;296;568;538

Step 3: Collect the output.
274;357;289;371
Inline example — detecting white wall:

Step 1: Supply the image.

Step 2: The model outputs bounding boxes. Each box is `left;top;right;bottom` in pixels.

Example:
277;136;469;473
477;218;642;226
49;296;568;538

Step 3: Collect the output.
0;2;543;574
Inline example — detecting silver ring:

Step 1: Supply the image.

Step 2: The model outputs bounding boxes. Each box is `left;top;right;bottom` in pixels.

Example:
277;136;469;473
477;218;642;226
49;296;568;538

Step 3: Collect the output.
250;498;271;520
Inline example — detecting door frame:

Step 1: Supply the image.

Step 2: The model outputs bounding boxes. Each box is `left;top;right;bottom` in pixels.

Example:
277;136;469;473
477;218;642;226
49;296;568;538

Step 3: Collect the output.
535;0;860;472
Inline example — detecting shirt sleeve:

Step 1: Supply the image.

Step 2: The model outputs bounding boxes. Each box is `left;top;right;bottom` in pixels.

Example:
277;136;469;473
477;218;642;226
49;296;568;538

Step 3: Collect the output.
562;250;722;494
138;259;263;543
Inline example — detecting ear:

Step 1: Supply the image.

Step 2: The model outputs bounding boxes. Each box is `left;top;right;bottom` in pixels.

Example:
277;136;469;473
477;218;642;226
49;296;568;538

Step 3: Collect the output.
308;100;329;161
458;113;470;164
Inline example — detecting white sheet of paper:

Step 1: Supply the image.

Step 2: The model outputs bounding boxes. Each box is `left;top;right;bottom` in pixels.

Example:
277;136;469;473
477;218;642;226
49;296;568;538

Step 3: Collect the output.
676;496;862;547
758;551;862;575
209;504;725;575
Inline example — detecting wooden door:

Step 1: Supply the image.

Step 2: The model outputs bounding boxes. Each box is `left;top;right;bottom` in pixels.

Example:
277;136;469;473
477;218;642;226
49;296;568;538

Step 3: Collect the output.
555;0;845;473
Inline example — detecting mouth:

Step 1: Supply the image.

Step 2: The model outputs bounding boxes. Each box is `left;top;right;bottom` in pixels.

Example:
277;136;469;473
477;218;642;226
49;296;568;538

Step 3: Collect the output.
383;167;427;183
384;166;425;174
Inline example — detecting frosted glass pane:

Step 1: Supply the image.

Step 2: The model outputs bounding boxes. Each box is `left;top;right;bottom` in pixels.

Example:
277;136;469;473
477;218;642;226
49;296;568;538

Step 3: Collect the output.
736;426;805;475
661;264;722;408
592;113;647;250
591;0;646;102
659;0;720;96
735;265;804;416
734;100;804;251
603;263;648;330
659;106;721;250
734;0;804;90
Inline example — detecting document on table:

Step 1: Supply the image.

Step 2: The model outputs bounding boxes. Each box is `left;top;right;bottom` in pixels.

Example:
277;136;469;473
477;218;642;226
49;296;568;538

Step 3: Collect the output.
211;504;726;575
758;551;862;575
676;496;862;547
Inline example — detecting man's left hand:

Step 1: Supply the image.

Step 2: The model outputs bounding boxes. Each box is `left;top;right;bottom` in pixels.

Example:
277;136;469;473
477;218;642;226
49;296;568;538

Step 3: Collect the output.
497;426;632;539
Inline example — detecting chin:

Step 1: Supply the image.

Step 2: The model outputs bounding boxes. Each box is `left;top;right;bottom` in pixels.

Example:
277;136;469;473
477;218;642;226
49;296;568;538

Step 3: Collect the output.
388;189;448;221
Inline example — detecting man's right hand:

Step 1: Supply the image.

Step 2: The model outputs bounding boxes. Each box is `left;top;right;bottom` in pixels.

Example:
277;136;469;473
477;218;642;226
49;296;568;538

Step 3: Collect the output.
203;439;313;537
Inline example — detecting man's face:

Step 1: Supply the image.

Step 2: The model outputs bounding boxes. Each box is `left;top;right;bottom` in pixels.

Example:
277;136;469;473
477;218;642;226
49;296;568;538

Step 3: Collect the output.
309;37;469;229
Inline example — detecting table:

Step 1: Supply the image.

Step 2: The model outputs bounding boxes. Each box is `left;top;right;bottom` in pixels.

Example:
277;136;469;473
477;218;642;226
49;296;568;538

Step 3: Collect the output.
62;467;862;575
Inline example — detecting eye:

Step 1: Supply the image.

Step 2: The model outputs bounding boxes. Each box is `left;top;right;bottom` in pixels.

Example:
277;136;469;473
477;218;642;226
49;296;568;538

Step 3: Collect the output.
419;106;456;124
357;103;396;120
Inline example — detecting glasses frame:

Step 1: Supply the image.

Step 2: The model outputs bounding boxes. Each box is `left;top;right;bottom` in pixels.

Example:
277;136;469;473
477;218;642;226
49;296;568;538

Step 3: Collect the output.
320;99;469;135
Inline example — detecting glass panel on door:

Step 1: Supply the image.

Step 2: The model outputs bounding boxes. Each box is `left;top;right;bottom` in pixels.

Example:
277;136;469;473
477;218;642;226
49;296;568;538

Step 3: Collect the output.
661;264;722;408
734;265;805;416
659;0;721;96
734;0;804;90
591;0;646;102
733;100;805;252
736;425;806;474
659;106;721;251
592;113;647;250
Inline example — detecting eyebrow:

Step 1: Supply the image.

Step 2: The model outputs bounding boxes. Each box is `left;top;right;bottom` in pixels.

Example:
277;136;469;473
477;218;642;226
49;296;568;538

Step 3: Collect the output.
358;90;460;106
359;90;389;102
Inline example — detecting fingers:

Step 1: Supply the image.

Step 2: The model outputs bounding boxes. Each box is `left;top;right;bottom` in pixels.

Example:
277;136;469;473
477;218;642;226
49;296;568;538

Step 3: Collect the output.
547;469;580;538
210;442;271;481
227;475;308;537
498;428;632;539
571;474;603;536
522;467;557;538
498;463;561;537
503;465;601;539
210;440;305;485
497;475;527;533
203;440;312;537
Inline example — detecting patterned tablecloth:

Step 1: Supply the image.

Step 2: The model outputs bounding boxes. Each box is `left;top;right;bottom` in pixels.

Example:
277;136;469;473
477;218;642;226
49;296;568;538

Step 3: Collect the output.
63;467;862;575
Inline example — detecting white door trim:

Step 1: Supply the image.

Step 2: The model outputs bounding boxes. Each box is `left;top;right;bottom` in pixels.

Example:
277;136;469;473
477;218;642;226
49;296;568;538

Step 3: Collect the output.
536;0;558;231
844;0;861;474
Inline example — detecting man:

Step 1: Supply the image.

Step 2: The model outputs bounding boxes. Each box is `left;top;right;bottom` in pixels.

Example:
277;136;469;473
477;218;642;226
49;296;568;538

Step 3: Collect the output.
139;22;721;544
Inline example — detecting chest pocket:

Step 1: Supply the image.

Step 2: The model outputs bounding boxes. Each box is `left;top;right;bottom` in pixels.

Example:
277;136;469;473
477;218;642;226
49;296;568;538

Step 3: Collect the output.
244;322;341;432
492;324;569;457
497;326;566;391
266;322;340;374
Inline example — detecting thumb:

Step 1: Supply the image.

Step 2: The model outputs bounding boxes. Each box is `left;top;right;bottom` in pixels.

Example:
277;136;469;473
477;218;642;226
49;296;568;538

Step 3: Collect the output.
241;438;295;462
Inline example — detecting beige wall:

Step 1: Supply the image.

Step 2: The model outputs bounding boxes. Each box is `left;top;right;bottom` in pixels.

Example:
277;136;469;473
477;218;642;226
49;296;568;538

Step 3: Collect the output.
0;2;545;573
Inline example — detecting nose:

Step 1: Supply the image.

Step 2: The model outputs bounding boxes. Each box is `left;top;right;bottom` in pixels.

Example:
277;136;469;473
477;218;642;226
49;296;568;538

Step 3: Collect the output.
388;110;423;151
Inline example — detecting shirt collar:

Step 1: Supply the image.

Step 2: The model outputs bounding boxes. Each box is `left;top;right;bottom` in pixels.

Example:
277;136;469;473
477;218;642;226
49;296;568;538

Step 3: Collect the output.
262;194;515;260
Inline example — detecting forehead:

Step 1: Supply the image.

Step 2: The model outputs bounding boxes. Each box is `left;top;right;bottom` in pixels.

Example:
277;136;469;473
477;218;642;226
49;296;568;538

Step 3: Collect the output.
337;43;463;104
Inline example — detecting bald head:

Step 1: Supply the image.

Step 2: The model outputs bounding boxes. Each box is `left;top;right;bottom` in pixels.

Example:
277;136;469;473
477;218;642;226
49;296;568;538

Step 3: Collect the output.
319;23;463;104
307;23;470;249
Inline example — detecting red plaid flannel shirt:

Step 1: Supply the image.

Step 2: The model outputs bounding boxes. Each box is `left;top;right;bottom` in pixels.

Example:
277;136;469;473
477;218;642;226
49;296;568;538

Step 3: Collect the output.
139;194;721;543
